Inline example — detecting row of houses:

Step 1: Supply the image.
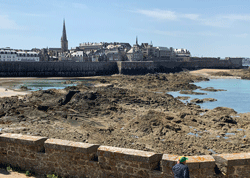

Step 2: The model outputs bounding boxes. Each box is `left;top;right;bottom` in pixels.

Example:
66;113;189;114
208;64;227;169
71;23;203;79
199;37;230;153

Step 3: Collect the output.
49;39;191;62
0;48;39;62
0;39;190;62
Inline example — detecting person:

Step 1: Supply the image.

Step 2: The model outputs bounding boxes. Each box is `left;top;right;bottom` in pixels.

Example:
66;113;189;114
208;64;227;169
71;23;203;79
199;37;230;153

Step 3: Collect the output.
172;156;190;178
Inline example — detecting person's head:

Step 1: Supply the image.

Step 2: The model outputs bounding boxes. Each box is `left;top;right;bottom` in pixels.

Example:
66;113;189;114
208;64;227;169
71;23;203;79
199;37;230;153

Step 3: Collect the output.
178;156;188;164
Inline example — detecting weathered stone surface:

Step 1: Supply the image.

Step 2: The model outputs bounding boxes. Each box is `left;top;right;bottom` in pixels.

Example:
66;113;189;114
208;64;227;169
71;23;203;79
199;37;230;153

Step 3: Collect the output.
45;138;100;154
98;145;162;163
0;133;250;178
161;154;178;168
213;153;250;167
0;133;47;146
187;155;215;169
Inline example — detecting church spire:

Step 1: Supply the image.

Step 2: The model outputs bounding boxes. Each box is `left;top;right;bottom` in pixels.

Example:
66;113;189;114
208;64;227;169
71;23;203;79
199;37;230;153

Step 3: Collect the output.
61;19;68;52
136;36;138;45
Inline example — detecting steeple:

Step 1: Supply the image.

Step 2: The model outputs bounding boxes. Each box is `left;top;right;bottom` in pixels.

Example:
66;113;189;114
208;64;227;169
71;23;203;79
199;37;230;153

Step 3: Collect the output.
136;36;138;45
61;19;68;52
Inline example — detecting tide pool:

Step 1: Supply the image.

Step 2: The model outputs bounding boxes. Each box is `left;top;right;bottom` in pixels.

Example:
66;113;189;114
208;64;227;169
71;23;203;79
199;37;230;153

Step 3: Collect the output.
9;79;92;91
168;78;250;113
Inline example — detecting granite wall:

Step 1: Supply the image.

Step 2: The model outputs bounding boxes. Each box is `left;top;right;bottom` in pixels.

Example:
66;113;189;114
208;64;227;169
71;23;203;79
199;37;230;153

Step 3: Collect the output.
0;62;118;77
0;58;242;77
0;133;249;177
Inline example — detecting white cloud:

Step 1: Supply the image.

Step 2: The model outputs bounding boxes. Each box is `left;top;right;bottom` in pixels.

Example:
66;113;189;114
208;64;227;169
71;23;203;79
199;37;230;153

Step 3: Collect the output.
135;9;177;20
154;30;178;36
134;8;250;28
222;14;250;21
135;9;201;21
235;33;248;38
153;30;220;37
182;14;200;20
21;13;47;17
72;3;87;10
0;15;22;30
199;17;231;28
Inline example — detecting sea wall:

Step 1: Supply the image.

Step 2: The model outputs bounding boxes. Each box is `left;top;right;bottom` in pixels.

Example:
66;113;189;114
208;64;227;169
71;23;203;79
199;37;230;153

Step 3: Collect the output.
0;133;249;178
0;58;242;77
0;62;118;77
119;59;242;75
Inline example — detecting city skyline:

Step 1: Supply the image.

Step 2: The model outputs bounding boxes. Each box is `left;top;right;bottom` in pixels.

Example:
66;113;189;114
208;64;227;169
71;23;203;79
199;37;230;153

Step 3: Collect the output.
1;0;250;58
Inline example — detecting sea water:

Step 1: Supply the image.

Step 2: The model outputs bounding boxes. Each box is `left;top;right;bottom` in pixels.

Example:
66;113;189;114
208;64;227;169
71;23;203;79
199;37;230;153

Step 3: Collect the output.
10;79;92;91
168;78;250;113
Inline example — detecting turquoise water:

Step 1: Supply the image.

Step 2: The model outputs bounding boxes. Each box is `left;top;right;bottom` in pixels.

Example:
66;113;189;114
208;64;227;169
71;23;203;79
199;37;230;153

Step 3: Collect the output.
168;78;250;113
10;79;92;91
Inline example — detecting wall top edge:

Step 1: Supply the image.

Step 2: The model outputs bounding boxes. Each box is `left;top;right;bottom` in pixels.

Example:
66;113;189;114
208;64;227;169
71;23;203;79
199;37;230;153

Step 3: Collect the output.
98;145;156;157
214;152;250;160
97;145;162;163
45;138;100;154
0;133;249;164
0;133;47;145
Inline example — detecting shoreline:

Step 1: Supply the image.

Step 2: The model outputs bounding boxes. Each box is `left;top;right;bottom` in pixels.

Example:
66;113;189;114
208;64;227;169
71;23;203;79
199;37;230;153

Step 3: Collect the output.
0;87;29;98
189;69;241;79
0;69;243;98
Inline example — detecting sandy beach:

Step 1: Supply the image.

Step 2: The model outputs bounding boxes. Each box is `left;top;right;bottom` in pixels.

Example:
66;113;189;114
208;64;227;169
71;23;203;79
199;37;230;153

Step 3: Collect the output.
0;77;98;98
189;69;241;79
0;87;28;98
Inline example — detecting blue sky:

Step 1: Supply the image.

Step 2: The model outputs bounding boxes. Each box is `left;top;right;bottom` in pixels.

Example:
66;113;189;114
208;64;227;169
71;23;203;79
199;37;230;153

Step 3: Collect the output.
0;0;250;57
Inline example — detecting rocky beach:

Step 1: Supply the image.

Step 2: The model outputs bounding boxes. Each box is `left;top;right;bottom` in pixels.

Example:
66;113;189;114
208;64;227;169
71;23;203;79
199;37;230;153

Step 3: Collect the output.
0;69;250;156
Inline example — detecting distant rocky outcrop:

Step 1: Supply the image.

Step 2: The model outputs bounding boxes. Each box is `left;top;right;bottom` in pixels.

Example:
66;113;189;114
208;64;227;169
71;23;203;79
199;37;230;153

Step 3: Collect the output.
179;90;207;95
200;87;226;92
190;98;217;103
176;96;190;100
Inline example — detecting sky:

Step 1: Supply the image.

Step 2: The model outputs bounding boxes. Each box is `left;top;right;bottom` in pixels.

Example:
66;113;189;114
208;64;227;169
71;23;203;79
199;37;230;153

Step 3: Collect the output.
0;0;250;58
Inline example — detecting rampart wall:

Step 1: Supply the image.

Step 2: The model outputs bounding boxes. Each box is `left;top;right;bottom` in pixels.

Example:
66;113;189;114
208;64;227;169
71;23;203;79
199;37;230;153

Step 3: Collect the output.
0;62;118;77
119;59;241;75
0;58;242;77
0;133;249;178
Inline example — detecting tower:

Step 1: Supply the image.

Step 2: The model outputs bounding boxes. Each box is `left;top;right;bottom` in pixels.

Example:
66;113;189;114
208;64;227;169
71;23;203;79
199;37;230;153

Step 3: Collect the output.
61;19;68;52
136;36;138;45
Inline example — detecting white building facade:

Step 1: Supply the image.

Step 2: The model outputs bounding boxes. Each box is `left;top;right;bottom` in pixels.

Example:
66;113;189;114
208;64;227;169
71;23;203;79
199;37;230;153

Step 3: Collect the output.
0;49;17;61
17;52;39;61
0;49;39;62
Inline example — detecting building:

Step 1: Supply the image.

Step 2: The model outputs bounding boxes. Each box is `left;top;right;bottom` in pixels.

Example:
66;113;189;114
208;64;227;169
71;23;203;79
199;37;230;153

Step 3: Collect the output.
16;51;39;61
61;19;68;52
141;42;155;58
0;48;39;62
174;48;191;57
154;47;174;58
70;51;89;62
0;48;17;61
126;48;143;61
79;42;104;51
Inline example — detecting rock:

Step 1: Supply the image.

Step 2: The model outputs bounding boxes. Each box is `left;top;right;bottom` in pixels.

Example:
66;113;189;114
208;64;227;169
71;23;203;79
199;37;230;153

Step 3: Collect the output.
200;87;226;92
179;90;207;95
20;86;29;91
176;96;190;100
190;98;217;103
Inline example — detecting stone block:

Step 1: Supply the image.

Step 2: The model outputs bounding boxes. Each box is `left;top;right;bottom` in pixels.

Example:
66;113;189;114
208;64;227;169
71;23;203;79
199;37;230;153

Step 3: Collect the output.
97;146;162;163
161;154;178;168
0;133;47;147
44;138;100;154
149;170;163;178
186;155;215;169
213;153;250;167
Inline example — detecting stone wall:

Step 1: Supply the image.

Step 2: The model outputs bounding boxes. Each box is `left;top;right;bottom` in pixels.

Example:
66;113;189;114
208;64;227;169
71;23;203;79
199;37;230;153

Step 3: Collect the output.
0;58;242;77
119;59;242;75
0;133;250;177
0;62;118;77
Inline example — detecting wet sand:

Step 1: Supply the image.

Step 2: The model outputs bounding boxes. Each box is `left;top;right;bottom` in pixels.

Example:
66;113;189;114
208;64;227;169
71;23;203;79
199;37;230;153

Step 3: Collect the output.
0;88;28;98
190;69;241;79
